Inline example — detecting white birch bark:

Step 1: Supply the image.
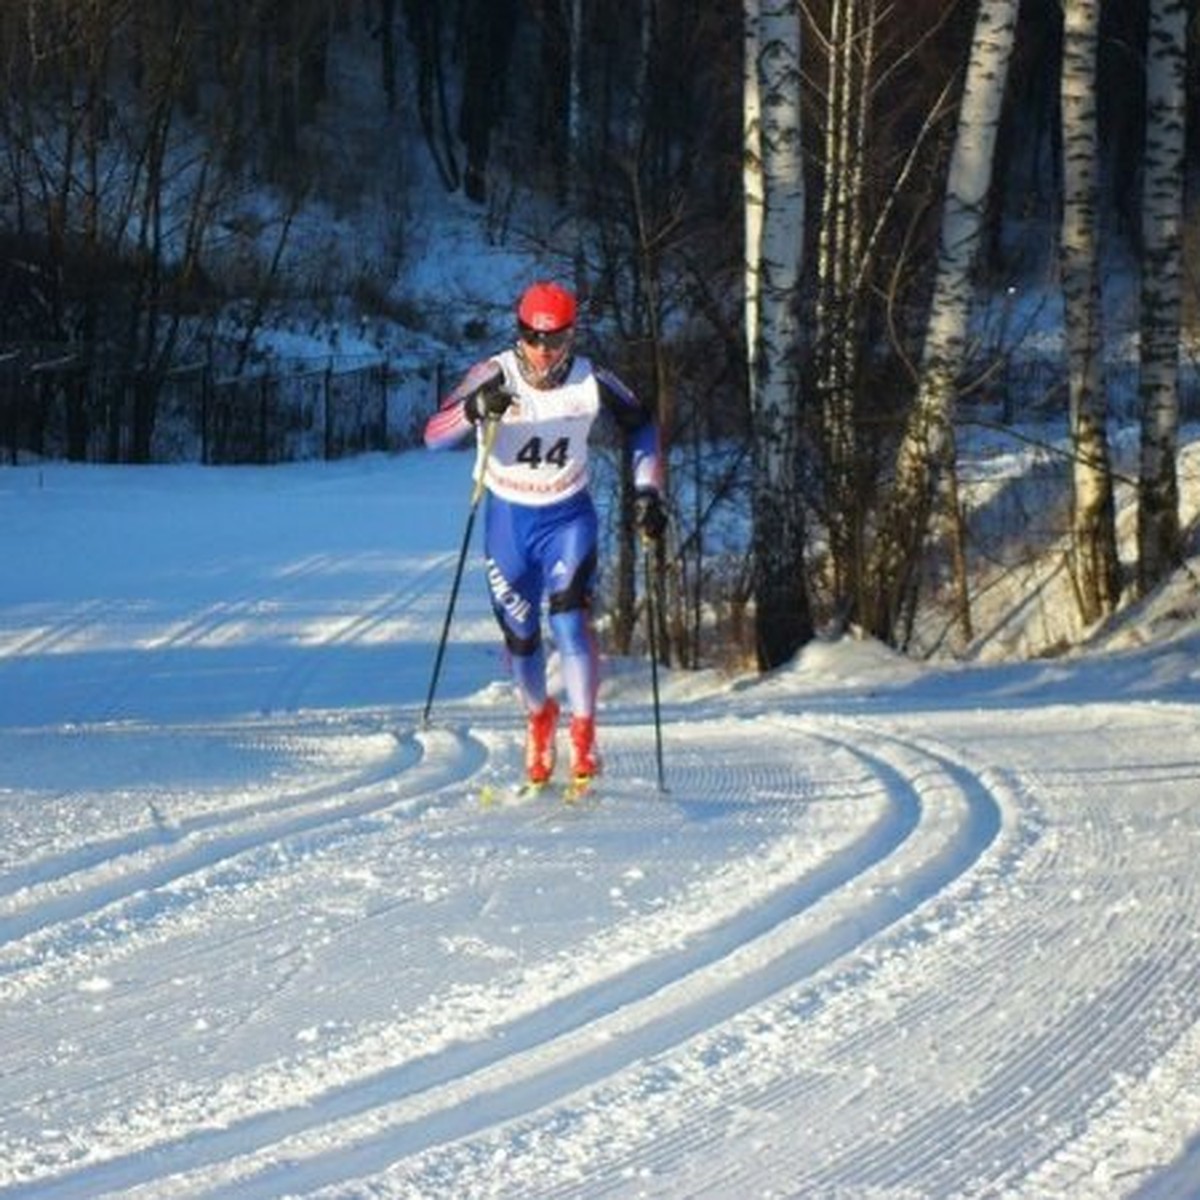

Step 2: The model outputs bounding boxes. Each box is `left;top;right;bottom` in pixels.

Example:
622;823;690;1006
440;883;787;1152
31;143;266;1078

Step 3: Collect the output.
744;0;811;668
744;1;764;383
1061;0;1119;624
874;0;1019;639
1137;0;1188;590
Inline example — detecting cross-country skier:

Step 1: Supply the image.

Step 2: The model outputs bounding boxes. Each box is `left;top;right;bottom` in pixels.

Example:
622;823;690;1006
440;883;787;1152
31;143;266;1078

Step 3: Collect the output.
424;280;666;786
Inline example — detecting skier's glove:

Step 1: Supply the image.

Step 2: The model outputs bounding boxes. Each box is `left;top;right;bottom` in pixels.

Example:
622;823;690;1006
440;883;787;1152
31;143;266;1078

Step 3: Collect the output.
634;489;667;542
464;381;514;424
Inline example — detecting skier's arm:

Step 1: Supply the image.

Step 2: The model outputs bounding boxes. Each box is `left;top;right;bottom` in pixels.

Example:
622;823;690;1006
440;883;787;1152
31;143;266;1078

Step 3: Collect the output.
423;358;508;449
595;365;663;496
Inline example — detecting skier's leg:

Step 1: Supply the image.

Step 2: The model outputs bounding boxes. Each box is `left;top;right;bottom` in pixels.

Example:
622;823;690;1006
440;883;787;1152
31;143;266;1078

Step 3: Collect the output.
544;496;600;778
483;496;546;711
548;593;597;717
544;494;599;718
550;603;600;779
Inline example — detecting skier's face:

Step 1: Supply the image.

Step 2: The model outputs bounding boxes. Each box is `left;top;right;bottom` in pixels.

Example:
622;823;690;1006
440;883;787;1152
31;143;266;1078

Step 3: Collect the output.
517;325;574;388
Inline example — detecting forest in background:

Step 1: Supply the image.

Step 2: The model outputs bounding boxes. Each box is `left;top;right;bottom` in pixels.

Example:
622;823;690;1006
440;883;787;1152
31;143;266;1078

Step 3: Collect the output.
0;0;1196;666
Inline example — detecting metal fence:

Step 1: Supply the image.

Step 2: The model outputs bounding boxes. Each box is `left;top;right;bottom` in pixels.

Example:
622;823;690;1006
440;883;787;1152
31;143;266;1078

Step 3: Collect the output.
7;342;1197;467
0;348;413;465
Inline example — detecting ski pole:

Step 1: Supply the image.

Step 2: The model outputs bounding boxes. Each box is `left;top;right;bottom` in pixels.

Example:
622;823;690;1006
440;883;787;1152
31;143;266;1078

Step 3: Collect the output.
642;533;667;792
422;417;498;727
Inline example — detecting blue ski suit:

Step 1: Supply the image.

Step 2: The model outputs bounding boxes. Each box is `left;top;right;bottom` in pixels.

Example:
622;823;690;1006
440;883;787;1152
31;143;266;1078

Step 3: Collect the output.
424;347;662;719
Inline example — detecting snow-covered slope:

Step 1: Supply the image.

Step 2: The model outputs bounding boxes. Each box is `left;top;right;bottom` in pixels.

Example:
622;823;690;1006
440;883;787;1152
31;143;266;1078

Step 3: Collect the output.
1;457;1199;1198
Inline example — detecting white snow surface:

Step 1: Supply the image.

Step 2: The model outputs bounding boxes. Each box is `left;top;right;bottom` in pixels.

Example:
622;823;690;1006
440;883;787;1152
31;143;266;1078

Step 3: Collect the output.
2;456;1200;1199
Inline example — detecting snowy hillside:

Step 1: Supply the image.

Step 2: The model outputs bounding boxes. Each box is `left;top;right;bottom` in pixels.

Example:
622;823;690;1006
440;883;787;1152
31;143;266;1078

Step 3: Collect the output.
2;456;1199;1198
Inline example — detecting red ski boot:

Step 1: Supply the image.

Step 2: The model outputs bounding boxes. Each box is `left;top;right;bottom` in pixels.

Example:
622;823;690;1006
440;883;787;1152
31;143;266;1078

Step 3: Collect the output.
525;698;560;785
568;714;600;782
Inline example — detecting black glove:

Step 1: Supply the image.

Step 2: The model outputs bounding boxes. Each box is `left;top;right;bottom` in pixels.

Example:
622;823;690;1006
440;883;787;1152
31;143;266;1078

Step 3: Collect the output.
634;489;667;541
464;382;514;424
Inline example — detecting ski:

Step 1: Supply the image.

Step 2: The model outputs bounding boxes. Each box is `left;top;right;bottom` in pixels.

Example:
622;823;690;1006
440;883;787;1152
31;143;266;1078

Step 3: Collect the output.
477;779;551;808
562;775;597;805
477;776;598;809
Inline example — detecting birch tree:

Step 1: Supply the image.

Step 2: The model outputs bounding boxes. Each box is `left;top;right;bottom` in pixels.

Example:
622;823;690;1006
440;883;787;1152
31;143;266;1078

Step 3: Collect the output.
814;0;871;618
744;0;812;669
1061;0;1119;624
1137;0;1189;591
868;0;1020;642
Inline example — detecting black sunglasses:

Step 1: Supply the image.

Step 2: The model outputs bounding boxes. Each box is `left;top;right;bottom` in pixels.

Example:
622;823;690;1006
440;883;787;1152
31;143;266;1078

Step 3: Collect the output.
519;325;573;350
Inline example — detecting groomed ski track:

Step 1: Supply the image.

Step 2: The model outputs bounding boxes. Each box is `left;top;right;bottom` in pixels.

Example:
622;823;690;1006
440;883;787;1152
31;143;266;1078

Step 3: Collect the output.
1;460;1199;1198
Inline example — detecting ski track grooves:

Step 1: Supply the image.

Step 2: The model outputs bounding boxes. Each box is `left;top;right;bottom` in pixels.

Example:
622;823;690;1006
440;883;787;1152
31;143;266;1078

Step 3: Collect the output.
0;718;1008;1199
0;725;484;987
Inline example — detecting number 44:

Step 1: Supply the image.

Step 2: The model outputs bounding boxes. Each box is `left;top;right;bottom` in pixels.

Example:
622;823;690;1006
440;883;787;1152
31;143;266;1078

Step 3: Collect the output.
516;436;570;469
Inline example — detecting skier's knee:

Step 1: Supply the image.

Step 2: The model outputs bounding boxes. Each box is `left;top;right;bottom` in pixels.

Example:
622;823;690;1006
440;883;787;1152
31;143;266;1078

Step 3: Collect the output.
548;552;596;616
498;619;540;657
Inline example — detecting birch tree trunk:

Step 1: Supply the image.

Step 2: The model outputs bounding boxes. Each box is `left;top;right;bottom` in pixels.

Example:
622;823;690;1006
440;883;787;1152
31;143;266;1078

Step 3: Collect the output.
744;5;764;391
1137;0;1188;591
815;0;872;619
869;0;1020;643
744;0;812;669
1061;0;1119;624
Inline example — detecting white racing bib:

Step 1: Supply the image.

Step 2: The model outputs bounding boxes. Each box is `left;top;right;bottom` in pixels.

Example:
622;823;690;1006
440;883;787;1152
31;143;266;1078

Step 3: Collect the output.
479;350;601;507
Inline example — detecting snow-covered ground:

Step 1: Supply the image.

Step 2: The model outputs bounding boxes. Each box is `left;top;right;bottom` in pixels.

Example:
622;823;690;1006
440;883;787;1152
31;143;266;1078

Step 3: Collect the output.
2;454;1200;1199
